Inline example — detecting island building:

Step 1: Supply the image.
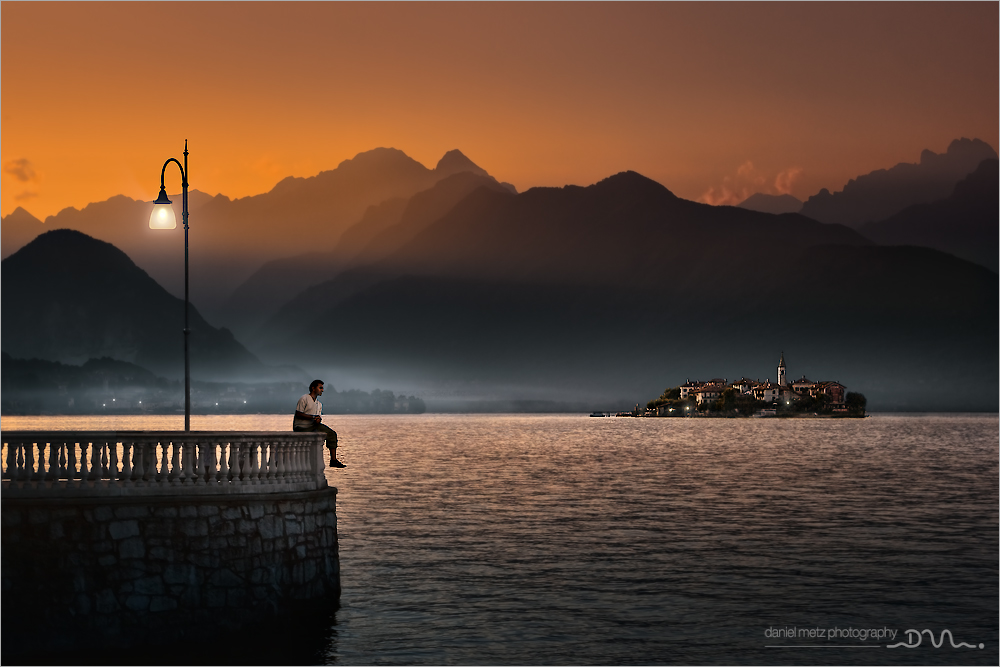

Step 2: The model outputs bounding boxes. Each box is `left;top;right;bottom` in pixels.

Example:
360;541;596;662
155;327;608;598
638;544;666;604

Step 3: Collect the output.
669;354;846;412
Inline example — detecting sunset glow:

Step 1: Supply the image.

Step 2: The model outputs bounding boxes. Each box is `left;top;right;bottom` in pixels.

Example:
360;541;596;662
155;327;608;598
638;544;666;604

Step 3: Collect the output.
2;1;996;220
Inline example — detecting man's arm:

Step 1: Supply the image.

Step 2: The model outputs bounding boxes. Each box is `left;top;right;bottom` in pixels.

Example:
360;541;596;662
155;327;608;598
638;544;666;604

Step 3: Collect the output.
295;410;321;422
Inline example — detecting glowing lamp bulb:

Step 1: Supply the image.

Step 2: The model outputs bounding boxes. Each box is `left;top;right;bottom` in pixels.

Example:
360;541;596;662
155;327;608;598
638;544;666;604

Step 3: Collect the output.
149;187;176;229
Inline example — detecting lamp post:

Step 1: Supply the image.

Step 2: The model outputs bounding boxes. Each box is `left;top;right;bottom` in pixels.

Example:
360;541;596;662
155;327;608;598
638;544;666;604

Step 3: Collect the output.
148;141;191;431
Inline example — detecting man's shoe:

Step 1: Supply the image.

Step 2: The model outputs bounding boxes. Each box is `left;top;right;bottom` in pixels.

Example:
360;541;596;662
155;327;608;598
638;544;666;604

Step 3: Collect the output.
330;459;347;468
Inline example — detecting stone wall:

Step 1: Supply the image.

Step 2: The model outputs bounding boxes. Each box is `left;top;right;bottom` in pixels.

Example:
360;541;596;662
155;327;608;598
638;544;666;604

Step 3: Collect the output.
1;487;340;661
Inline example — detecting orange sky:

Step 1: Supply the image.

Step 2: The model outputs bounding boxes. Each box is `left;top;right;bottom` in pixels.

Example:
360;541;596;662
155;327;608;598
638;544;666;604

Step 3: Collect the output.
2;1;997;220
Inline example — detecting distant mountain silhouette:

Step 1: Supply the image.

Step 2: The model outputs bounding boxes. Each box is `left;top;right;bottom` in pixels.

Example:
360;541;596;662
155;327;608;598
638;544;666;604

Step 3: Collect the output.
858;159;999;272
738;193;803;214
3;148;504;325
0;229;278;381
800;138;997;227
239;169;997;411
1;206;44;259
221;171;514;337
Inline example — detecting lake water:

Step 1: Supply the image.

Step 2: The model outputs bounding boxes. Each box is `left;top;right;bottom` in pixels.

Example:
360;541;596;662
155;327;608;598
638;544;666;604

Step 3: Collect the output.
2;413;997;665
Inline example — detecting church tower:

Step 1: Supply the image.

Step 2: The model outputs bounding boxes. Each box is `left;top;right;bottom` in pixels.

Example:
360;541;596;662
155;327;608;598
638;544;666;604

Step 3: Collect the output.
777;352;787;387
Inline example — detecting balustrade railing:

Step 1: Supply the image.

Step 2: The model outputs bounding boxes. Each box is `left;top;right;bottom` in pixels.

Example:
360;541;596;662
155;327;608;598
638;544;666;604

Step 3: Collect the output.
1;432;328;497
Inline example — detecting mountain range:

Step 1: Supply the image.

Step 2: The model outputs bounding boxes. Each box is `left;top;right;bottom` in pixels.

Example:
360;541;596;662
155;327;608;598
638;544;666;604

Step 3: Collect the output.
2;142;997;410
0;230;297;382
799;138;996;227
1;148;515;323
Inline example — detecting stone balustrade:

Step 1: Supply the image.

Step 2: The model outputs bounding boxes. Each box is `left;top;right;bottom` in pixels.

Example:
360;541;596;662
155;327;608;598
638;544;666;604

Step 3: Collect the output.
1;431;328;497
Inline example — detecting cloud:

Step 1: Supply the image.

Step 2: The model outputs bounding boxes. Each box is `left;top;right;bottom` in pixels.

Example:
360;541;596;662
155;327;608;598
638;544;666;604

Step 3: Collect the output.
699;161;804;205
14;190;40;202
774;167;803;195
4;158;38;182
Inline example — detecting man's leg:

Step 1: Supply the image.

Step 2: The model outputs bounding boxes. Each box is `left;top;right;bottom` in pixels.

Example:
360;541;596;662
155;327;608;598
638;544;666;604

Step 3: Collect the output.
316;423;344;467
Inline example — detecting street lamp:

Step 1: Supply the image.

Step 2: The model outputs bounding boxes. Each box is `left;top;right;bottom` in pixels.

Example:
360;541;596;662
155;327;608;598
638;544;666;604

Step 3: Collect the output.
149;140;191;431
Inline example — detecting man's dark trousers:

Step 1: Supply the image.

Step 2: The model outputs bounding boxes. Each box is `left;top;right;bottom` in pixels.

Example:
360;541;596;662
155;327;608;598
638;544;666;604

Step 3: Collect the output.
294;422;338;464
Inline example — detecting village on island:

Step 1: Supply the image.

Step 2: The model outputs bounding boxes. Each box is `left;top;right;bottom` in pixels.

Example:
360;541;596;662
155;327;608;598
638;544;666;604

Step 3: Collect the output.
599;354;868;418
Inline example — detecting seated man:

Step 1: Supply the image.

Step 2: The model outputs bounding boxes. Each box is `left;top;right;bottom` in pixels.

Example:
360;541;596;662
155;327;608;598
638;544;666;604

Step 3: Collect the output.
293;379;346;468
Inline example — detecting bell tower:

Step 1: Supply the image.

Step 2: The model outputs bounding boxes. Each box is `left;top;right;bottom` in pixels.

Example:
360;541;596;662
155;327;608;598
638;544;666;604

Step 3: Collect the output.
777;352;787;387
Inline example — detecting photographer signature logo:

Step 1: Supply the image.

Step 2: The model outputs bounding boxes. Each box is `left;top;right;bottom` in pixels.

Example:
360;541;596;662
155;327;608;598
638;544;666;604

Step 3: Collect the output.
887;629;983;650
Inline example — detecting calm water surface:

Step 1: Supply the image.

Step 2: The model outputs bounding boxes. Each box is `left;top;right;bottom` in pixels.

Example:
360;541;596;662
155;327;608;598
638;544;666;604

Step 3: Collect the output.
3;413;997;665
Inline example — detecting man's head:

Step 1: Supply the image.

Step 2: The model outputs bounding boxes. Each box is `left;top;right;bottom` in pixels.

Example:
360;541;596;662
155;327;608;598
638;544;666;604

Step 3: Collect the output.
309;379;325;397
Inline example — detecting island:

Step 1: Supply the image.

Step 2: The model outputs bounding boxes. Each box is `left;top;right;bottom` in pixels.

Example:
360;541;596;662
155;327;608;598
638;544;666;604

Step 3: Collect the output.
644;353;867;418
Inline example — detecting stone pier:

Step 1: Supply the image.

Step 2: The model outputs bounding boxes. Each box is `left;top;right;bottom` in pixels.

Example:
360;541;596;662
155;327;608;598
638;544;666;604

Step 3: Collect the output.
1;431;340;662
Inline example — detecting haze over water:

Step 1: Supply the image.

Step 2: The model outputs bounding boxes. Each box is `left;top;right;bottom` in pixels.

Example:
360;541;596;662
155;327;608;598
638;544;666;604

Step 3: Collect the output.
3;413;996;665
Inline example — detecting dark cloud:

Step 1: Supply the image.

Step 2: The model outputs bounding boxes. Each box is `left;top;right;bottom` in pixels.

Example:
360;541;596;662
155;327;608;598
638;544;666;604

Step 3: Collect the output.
14;190;40;201
4;158;37;182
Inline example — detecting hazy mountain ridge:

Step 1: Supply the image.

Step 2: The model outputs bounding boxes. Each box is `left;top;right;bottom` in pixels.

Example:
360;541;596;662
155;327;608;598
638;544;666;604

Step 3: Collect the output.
0;229;281;381
857;159;999;272
799;138;996;227
738;193;803;214
1;148;503;325
221;171;514;336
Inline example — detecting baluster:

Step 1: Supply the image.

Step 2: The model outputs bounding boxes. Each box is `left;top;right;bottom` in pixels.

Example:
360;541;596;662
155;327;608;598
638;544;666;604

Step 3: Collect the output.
121;442;133;485
265;442;276;483
194;442;206;485
32;442;45;482
271;440;282;483
168;441;180;484
218;442;230;483
26;442;37;482
247;441;259;484
140;441;153;483
174;440;194;484
44;441;55;481
293;439;303;481
3;441;16;480
79;442;90;484
16;443;27;482
209;441;220;485
107;441;117;481
158;441;168;484
66;441;78;484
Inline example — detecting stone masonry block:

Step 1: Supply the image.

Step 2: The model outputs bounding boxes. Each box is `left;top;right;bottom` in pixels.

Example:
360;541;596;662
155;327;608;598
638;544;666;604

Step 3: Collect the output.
134;576;165;596
197;505;220;517
149;596;178;612
154;506;179;518
259;515;281;540
206;587;227;608
249;505;265;520
108;520;140;540
221;507;242;521
93;506;114;522
180;519;209;537
125;594;150;611
227;588;249;608
98;555;117;567
210;568;244;588
179;505;199;519
118;537;146;559
95;589;120;614
163;563;196;586
114;506;150;519
49;521;66;539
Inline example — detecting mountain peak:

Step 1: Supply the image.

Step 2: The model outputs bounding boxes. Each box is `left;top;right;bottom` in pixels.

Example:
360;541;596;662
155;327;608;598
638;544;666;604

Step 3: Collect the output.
2;206;42;225
592;171;677;198
435;149;488;177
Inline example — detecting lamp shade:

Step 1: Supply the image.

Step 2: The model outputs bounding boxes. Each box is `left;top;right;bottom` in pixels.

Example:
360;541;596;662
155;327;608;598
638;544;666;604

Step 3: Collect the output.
149;187;176;229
